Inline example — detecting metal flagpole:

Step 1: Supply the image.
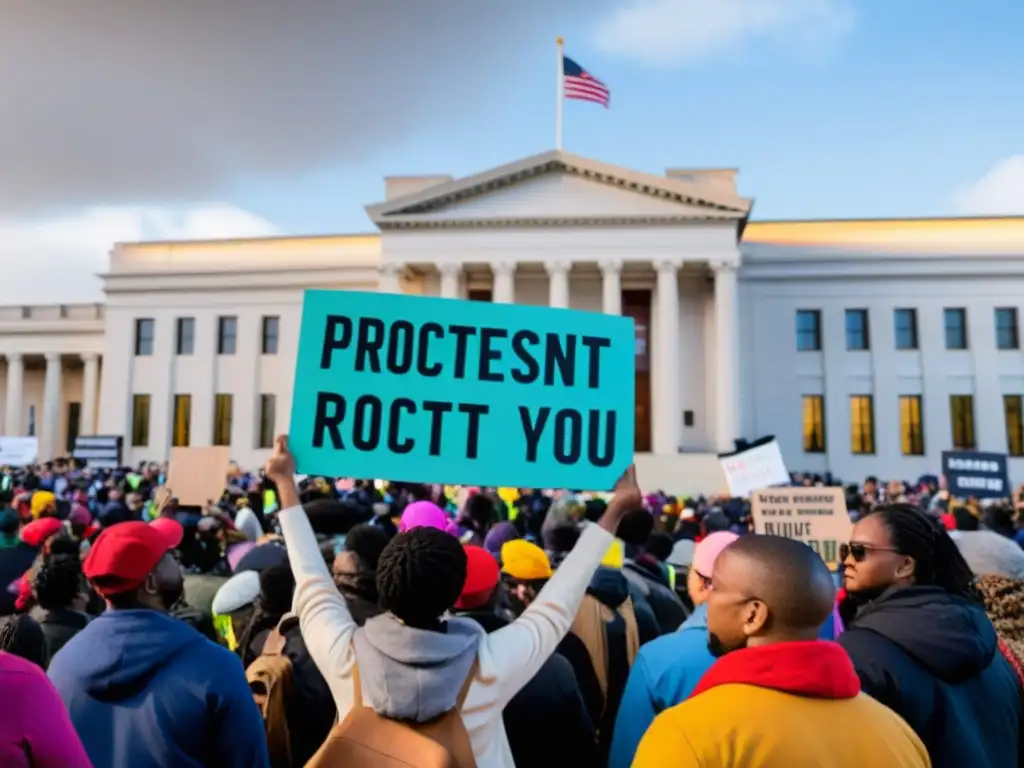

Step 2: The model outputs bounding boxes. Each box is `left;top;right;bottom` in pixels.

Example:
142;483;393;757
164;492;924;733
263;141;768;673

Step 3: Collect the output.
555;36;564;150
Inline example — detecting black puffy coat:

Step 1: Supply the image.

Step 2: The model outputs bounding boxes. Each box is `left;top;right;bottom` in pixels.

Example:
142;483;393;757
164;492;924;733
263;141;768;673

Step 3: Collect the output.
840;585;1022;768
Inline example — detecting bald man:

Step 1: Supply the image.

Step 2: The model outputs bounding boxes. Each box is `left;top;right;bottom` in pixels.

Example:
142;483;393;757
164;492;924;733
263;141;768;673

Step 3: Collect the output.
633;536;931;768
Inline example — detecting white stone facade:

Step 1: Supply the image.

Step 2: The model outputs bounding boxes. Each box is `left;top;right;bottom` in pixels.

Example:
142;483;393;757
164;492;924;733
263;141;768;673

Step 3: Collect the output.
0;151;1022;494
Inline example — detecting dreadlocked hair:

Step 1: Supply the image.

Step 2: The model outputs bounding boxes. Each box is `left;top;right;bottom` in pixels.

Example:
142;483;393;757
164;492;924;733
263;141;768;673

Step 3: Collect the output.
376;526;467;628
0;614;48;669
868;503;982;602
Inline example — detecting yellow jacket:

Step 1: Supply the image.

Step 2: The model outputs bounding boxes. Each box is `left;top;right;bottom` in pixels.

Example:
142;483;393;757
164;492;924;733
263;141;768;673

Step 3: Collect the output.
633;641;930;768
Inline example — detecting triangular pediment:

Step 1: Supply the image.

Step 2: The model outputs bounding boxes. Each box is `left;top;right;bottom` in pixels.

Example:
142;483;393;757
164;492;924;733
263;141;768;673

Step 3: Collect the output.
366;150;752;229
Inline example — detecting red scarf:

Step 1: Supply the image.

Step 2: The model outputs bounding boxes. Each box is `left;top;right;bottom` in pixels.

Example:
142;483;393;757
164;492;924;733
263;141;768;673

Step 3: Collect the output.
690;640;861;700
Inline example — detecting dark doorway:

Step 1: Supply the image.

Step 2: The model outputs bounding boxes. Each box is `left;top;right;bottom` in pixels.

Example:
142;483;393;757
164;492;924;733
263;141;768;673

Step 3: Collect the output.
66;402;81;454
468;289;493;302
622;290;652;452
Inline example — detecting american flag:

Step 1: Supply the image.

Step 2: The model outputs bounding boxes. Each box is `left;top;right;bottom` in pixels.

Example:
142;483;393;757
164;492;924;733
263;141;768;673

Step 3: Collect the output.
563;55;610;108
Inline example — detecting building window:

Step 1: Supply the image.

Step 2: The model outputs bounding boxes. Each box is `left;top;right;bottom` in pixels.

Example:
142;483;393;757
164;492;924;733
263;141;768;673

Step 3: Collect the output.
995;308;1019;350
796;310;822;351
894;308;918;350
1005;395;1024;457
261;316;280;355
899;395;925;456
131;394;151;447
213;394;233;446
135;318;155;356
850;395;875;455
176;317;195;355
172;394;192;447
65;402;81;453
802;395;825;453
218;316;237;355
845;309;870;351
949;395;976;450
467;290;492;302
27;405;35;437
944;308;968;350
258;394;276;449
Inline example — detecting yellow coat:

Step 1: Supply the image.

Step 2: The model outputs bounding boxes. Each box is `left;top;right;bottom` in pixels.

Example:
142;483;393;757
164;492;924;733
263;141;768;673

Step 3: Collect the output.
632;682;931;768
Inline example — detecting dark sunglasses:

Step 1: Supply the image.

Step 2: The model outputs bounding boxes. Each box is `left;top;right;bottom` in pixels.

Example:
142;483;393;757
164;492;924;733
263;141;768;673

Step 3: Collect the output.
846;542;900;562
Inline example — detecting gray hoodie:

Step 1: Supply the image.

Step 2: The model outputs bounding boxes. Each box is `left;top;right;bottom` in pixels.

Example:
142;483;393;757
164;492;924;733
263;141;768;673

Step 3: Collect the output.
353;613;484;722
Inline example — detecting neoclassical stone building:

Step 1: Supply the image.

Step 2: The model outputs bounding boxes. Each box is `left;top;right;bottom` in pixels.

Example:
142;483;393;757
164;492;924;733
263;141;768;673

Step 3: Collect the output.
2;150;1022;492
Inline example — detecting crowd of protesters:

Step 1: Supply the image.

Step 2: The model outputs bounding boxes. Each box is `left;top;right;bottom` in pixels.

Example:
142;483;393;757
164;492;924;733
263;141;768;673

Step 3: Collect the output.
0;445;1022;766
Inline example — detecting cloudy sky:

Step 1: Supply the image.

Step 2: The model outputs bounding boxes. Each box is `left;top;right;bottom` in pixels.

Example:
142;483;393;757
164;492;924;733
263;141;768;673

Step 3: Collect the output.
2;0;1022;303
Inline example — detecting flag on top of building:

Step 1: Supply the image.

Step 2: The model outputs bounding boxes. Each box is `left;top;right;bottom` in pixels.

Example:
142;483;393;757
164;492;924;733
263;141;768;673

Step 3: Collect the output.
562;55;611;108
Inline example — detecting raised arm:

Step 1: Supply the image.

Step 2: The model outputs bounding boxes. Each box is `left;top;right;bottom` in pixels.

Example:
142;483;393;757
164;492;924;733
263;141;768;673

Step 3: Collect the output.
264;437;358;708
485;465;641;703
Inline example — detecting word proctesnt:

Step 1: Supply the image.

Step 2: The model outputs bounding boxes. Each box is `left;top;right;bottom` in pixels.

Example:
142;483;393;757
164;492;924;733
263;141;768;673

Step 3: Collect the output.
288;290;635;490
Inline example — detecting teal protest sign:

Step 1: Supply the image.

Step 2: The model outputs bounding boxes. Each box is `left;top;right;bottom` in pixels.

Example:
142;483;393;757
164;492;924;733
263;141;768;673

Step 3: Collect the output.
288;290;634;490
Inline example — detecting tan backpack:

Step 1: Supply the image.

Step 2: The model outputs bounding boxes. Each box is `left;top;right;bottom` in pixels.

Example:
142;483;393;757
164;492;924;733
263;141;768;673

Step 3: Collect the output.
570;594;640;719
306;660;480;768
246;615;300;768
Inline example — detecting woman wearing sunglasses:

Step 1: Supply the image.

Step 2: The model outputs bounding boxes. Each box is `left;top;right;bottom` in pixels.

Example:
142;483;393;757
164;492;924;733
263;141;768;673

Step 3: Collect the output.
838;503;1022;768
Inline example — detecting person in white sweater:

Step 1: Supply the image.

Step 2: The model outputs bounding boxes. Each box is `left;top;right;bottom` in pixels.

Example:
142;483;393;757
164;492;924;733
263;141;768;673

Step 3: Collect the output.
264;436;640;768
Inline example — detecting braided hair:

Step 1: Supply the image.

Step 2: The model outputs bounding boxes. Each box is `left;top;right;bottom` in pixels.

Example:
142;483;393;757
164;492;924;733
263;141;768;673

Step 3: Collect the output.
0;614;48;669
376;526;467;628
868;503;981;602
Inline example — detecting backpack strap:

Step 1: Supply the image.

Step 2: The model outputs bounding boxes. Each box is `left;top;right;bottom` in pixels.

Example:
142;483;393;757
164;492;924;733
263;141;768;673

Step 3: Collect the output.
261;614;299;658
352;663;364;709
455;659;479;709
618;597;641;666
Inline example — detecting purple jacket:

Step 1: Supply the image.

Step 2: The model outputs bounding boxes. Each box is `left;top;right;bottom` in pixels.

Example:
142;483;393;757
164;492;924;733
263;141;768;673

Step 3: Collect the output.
0;652;91;767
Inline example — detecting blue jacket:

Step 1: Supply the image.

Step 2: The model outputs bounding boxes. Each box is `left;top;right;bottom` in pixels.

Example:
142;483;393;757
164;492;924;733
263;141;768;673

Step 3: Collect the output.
48;609;270;768
609;603;716;768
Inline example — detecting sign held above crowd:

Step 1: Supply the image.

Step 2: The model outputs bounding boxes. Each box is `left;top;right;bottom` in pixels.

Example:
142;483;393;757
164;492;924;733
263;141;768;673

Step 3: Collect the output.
718;436;790;498
749;486;851;570
942;450;1010;500
289;290;635;490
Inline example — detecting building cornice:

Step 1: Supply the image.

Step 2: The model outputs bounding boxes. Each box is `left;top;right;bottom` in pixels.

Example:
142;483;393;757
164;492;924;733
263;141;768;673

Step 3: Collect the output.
376;214;740;230
101;265;381;295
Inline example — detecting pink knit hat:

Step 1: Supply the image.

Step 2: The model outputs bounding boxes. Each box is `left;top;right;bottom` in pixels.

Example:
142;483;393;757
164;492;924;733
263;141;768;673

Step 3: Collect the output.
692;531;740;578
399;501;458;535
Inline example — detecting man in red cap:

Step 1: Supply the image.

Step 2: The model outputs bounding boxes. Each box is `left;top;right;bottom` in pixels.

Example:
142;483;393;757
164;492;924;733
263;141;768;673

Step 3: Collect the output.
47;520;270;768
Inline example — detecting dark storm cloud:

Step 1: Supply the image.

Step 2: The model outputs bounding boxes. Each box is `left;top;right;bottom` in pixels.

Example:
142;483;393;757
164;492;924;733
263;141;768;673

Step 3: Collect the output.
0;0;610;216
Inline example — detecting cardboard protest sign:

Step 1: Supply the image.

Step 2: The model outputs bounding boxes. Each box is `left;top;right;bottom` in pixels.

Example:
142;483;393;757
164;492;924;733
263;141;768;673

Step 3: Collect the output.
750;487;852;570
166;446;231;507
719;437;790;498
942;450;1010;500
289;290;635;490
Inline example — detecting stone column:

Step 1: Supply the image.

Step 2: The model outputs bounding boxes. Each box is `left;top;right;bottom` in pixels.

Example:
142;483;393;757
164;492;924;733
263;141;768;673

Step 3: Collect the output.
654;260;682;455
378;262;403;294
713;260;740;453
546;260;571;309
438;262;461;299
599;260;622;316
4;354;23;436
42;353;63;459
81;353;100;436
491;262;516;304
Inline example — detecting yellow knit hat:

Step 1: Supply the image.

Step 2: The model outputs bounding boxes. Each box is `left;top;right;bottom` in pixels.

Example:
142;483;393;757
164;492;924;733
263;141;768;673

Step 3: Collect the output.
501;540;553;580
30;491;56;520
